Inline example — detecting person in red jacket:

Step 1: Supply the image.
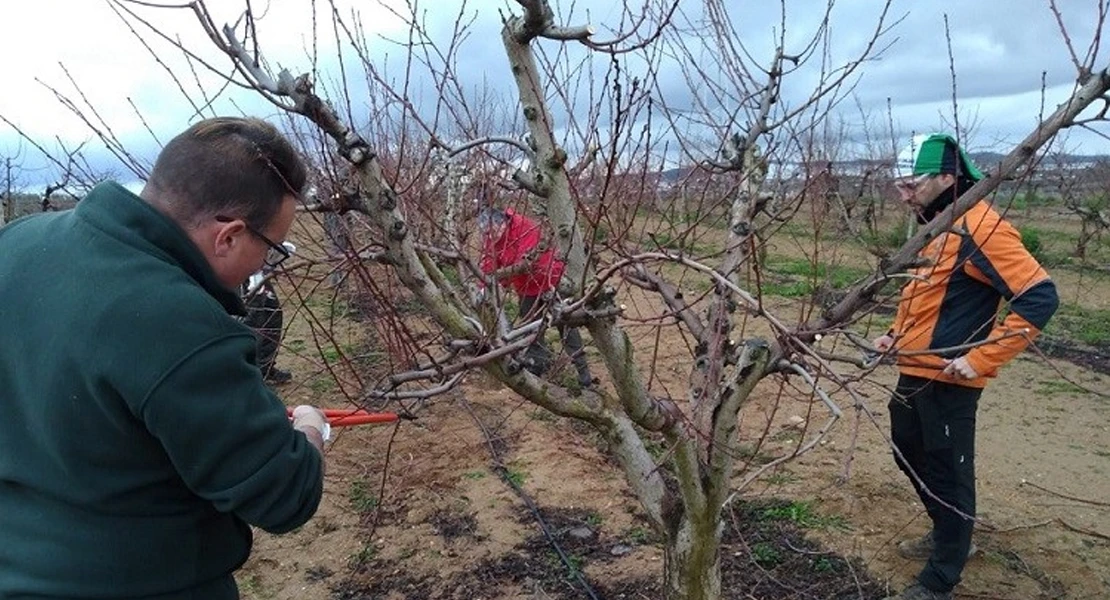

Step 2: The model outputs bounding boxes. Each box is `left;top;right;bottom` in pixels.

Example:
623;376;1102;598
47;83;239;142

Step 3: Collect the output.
875;134;1058;600
479;206;593;388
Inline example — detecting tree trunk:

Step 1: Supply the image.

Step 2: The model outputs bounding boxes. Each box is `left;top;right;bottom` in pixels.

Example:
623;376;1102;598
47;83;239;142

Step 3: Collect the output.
501;18;587;286
664;511;723;600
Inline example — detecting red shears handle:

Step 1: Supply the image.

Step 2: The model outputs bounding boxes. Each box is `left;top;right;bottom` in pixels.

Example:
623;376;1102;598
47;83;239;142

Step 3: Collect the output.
286;408;399;427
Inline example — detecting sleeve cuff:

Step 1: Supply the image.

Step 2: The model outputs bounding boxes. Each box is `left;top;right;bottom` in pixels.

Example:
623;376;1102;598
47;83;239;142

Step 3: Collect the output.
964;350;994;378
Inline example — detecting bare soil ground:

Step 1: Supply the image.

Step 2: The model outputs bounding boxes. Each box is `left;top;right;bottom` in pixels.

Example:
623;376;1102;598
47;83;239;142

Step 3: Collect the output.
235;209;1110;600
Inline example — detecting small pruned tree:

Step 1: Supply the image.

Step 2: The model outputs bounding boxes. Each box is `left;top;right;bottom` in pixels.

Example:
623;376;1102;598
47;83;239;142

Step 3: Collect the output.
1045;141;1110;259
0;112;123;214
1;148;23;226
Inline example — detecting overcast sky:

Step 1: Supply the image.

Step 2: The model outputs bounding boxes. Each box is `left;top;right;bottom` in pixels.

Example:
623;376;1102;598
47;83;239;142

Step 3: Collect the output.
2;0;1108;190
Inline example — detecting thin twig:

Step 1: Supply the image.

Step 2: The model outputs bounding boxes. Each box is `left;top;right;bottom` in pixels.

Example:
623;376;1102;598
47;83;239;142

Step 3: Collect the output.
1021;480;1110;508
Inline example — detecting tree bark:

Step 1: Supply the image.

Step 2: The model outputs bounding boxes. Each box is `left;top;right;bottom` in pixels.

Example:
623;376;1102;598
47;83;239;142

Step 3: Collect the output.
664;511;723;600
501;16;588;288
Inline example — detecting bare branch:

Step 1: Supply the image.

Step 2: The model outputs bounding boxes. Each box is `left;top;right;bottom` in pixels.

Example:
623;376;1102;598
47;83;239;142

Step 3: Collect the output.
508;0;592;43
365;373;464;401
778;360;842;418
1049;0;1090;80
626;264;707;339
440;135;534;160
582;0;680;54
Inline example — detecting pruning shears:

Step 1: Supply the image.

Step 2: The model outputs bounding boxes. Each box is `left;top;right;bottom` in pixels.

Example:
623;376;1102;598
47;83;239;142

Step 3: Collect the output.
285;407;400;428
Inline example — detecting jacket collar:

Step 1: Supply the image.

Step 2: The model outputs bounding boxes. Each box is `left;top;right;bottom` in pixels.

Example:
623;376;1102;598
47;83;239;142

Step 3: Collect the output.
75;181;247;315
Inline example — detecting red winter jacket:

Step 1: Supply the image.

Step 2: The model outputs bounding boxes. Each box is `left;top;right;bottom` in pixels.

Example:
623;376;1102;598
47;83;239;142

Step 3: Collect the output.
480;209;565;297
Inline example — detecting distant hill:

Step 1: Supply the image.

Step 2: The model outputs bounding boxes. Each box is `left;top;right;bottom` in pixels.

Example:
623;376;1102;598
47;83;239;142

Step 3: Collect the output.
654;152;1110;184
968;151;1109;169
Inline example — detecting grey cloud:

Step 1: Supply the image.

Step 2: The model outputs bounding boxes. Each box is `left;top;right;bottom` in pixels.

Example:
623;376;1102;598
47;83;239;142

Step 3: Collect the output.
5;0;1110;193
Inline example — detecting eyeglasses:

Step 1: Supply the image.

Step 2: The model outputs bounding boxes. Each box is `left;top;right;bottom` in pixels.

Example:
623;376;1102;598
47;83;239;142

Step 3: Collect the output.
894;173;934;192
215;215;291;268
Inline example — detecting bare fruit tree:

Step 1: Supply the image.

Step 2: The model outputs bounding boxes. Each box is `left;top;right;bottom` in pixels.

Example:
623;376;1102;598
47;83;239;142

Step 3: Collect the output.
1043;139;1110;259
1;149;22;226
38;0;1110;597
0;113;126;215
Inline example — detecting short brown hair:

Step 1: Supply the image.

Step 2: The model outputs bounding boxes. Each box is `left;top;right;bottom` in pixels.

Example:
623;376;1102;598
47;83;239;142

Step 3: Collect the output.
145;117;307;230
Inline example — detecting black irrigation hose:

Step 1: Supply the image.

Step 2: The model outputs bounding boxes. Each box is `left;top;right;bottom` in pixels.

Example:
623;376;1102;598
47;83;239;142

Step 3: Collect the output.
460;398;602;600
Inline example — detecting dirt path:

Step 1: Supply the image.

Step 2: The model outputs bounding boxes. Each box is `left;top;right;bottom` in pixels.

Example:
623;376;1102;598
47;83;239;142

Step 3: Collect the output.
773;354;1110;599
237;336;1110;599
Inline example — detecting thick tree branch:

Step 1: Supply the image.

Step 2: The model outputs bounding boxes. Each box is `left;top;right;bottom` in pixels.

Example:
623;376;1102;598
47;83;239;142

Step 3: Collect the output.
706;341;771;509
508;0;593;43
365;373;465;400
586;318;682;433
502;3;587;287
599;409;668;530
627;264;707;340
441;135;535;160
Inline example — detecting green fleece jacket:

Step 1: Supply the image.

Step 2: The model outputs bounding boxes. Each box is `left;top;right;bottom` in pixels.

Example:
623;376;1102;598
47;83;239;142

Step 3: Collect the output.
0;182;323;599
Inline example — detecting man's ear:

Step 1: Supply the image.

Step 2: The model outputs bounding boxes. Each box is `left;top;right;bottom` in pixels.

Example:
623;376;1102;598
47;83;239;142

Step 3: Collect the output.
212;219;247;258
938;173;958;188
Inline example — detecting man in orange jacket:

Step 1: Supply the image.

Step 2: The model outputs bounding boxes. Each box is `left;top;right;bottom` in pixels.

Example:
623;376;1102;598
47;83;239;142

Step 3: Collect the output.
875;134;1059;600
479;206;593;388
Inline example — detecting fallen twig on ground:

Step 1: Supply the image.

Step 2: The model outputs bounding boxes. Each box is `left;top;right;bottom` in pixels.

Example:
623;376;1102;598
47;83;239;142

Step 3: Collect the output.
1021;479;1110;508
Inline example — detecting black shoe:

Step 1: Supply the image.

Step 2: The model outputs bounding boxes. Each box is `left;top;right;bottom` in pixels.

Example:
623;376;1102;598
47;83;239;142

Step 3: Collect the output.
264;367;292;384
897;531;978;562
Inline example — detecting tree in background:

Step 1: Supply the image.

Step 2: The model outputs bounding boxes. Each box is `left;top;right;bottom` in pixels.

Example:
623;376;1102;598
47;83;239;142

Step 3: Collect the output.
1;147;22;226
1043;140;1110;260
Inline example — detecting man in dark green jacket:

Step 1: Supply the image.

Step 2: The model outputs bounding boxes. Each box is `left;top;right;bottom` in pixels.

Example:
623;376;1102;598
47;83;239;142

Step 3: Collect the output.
0;117;328;599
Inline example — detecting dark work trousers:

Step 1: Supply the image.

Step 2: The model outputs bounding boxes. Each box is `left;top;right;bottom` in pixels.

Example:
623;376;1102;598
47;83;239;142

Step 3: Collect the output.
519;294;593;387
889;373;982;593
243;282;284;376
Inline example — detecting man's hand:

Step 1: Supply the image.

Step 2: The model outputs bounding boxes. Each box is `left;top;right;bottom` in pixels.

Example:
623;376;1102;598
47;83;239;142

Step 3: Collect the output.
873;333;895;352
291;405;326;427
291;405;328;456
943;355;979;380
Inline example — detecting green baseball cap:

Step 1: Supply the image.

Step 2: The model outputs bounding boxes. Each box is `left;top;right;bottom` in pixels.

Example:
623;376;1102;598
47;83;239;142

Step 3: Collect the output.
901;133;984;182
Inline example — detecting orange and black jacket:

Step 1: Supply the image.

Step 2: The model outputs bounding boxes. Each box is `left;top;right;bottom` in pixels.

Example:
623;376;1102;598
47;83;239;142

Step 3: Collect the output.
892;200;1059;388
